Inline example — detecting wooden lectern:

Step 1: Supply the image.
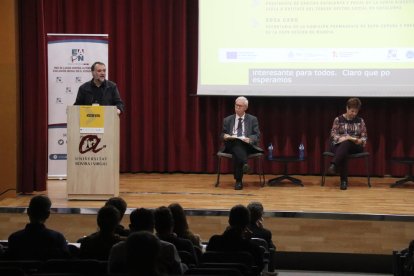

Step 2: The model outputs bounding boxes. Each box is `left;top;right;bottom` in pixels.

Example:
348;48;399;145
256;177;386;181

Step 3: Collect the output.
67;106;119;200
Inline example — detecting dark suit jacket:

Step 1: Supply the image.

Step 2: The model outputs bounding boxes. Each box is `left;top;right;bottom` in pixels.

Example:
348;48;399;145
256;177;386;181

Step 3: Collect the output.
7;223;70;260
221;113;263;153
74;79;124;112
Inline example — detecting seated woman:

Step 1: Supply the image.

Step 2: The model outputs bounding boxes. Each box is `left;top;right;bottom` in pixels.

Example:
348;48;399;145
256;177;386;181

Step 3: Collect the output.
78;206;126;260
328;97;368;190
168;203;202;249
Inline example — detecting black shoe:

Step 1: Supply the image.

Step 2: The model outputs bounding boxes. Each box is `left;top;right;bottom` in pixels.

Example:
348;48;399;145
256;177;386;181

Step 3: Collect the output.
242;163;250;174
234;181;243;190
327;164;336;174
340;180;348;190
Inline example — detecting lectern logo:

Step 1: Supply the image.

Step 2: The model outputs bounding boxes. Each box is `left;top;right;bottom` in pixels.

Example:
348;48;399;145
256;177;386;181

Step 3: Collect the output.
79;135;106;154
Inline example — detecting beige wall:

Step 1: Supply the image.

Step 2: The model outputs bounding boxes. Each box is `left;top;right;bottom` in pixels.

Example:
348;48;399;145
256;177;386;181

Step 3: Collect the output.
0;0;19;199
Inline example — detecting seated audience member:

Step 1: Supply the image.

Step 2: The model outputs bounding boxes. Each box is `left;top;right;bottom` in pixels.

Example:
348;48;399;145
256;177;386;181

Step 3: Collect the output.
154;206;198;265
78;205;125;260
105;196;129;236
206;204;265;272
247;201;276;250
108;208;186;275
247;201;277;274
168;203;202;249
7;195;70;260
126;231;165;276
327;97;368;190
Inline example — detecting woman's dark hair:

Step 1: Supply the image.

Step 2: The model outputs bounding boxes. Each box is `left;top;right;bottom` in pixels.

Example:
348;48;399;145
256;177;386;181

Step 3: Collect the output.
346;97;362;110
168;203;189;235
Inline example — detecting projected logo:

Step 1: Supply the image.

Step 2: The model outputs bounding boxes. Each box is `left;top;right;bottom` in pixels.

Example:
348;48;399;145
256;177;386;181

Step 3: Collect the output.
226;51;238;59
79;135;106;154
71;49;85;63
406;51;414;59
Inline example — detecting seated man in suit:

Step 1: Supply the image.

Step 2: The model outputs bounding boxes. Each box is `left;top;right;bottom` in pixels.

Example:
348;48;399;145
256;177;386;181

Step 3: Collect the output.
7;195;70;260
222;96;263;190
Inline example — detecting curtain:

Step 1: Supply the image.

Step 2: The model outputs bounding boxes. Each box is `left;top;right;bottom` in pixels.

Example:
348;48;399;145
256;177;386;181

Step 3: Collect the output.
19;0;414;192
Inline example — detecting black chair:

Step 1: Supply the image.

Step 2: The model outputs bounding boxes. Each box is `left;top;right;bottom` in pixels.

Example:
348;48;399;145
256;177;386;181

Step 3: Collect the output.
40;259;107;276
201;251;258;276
198;262;250;275
0;267;26;276
32;273;84;276
215;151;265;187
178;250;198;268
321;151;371;187
185;267;243;276
0;260;43;274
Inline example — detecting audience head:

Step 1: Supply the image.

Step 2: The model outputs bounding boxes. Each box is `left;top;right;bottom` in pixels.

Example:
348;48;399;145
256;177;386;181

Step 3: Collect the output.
247;201;264;223
228;204;250;229
126;231;161;276
105;197;127;220
97;205;121;234
154;206;174;235
129;208;155;232
168;203;189;235
27;195;52;223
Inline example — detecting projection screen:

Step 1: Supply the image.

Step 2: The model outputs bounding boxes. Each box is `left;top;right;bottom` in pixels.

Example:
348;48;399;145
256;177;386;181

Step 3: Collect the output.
197;0;414;97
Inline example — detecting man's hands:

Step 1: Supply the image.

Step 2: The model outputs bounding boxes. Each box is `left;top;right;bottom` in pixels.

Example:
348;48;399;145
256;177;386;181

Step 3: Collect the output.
223;134;250;144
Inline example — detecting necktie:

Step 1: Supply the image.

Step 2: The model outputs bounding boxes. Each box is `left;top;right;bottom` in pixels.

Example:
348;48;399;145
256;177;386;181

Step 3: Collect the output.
237;118;243;137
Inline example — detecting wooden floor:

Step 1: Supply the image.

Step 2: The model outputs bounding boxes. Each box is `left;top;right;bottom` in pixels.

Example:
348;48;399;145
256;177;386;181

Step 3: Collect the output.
1;173;414;254
1;173;414;215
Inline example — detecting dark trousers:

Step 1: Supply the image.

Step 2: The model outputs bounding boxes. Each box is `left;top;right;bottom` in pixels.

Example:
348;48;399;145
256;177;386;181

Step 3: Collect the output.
224;139;251;181
330;140;363;180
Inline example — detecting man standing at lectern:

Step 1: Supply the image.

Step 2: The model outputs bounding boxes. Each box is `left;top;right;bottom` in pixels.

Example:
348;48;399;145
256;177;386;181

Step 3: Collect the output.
74;61;124;114
221;96;263;190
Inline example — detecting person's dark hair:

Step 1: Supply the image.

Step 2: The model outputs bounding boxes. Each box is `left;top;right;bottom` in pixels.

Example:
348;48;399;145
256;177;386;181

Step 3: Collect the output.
130;208;155;232
126;231;162;276
27;195;52;222
91;61;105;71
168;203;189;235
228;204;250;228
97;205;120;233
154;206;174;234
105;197;127;219
247;201;264;223
346;97;362;110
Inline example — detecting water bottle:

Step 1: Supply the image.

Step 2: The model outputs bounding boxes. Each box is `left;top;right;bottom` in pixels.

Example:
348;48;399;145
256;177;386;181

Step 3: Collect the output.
299;143;305;160
268;143;273;160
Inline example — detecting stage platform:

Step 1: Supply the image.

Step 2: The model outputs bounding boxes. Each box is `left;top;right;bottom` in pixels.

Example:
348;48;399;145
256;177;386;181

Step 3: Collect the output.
1;173;414;256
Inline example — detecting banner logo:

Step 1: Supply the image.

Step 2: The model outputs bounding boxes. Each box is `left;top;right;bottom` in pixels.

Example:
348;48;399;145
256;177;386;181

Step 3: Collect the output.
71;49;85;63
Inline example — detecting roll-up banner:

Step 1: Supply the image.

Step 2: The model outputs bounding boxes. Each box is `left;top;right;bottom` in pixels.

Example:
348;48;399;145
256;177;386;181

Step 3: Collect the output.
47;34;108;178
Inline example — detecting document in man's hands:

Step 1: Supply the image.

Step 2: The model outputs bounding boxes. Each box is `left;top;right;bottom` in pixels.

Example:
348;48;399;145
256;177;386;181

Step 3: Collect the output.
227;135;250;144
227;135;246;140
